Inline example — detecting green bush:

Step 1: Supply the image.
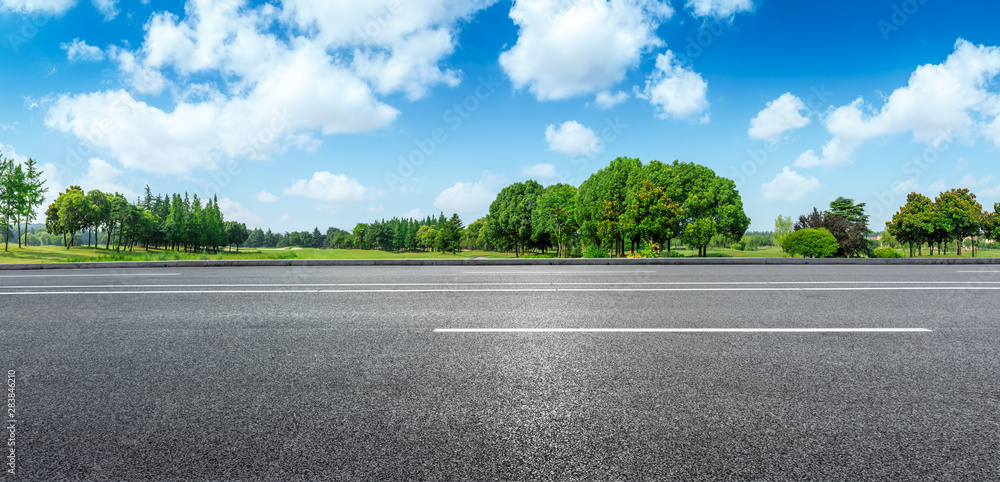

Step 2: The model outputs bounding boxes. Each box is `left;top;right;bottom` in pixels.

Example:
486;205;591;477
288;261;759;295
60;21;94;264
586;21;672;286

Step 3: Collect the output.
583;245;611;258
781;228;839;258
872;247;902;258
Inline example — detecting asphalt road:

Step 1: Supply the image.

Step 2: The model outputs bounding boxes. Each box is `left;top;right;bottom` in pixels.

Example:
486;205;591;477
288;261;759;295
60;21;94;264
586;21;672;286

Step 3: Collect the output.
2;264;1000;480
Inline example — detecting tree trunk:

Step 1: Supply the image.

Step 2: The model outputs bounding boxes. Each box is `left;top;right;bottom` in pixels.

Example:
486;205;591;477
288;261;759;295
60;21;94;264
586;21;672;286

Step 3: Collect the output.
956;237;962;256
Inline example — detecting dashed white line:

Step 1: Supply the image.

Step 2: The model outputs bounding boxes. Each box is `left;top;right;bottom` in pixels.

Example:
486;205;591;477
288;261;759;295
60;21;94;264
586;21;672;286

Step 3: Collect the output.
434;328;933;333
0;273;180;278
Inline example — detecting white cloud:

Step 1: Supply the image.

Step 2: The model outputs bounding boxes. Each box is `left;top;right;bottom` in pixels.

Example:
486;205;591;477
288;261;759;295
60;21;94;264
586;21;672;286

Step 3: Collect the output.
284;171;370;204
365;205;385;212
594;90;628;109
799;39;1000;168
959;173;993;188
500;0;672;101
545;120;602;157
403;208;423;219
684;0;753;18
434;172;499;219
0;142;29;164
92;0;117;20
892;179;918;194
61;38;105;62
981;184;1000;197
282;0;494;100
256;190;278;203
45;0;494;175
639;50;709;121
761;167;821;202
75;158;136;200
522;163;559;178
927;179;949;193
0;0;75;14
748;93;811;143
218;198;264;228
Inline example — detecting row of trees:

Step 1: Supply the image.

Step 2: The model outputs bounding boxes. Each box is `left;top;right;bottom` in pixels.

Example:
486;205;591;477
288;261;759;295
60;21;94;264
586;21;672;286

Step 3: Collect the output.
0;153;48;251
886;189;999;257
479;158;749;257
44;185;249;252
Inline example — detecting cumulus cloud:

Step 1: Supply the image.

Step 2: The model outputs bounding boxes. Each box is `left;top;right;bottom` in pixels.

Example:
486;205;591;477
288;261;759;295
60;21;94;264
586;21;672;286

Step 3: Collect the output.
545;121;602;157
959;173;994;188
61;38;105;62
892;179;918;194
521;163;559;178
594;90;628;109
798;39;1000;168
684;0;753;18
638;51;709;121
45;0;493;175
500;0;672;101
0;0;75;14
748;93;811;143
761;167;821;202
218;198;264;228
256;190;278;203
75;158;136;200
284;171;371;204
433;172;499;219
92;0;117;20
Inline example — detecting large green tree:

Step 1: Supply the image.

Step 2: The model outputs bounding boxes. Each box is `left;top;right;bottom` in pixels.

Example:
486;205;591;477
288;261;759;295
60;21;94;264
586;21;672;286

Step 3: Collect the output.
621;180;681;254
935;188;984;256
486;180;544;257
534;184;578;258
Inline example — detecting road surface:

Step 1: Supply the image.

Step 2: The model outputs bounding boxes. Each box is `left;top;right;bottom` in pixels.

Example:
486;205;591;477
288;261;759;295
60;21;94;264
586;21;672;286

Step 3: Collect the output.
2;264;999;480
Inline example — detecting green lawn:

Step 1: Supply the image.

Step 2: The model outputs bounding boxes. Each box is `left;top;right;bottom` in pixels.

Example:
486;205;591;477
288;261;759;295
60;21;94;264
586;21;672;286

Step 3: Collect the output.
2;244;998;264
0;245;522;263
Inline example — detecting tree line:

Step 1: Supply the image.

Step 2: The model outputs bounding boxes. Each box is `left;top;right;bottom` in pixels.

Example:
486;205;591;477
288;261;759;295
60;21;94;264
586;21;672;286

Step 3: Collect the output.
43;185;250;253
475;157;749;257
0;153;48;251
886;189;999;257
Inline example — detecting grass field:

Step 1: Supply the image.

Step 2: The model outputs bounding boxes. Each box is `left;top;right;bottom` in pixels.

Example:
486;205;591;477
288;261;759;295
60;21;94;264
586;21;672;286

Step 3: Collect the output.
2;244;998;264
0;245;521;264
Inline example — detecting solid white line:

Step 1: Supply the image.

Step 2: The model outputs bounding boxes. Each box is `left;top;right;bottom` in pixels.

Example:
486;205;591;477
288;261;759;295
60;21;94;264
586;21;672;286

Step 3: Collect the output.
463;271;657;274
0;273;181;278
956;271;1000;273
433;328;933;333
6;280;1000;289
3;286;1000;295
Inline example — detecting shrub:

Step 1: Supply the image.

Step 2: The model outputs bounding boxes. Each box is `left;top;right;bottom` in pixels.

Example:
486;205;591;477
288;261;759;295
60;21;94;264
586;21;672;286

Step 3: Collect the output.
781;228;839;258
583;245;610;258
872;247;902;258
627;245;659;258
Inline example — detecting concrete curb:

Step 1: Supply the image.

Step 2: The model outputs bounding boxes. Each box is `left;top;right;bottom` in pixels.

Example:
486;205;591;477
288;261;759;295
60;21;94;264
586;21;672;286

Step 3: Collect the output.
2;257;1000;270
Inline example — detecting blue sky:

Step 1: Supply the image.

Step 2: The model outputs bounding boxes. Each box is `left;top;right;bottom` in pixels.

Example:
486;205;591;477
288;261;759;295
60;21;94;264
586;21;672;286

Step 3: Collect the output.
2;0;1000;233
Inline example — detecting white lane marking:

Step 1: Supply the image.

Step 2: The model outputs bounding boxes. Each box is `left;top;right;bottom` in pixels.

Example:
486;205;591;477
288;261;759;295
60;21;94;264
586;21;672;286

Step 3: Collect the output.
0;273;181;278
463;271;657;274
3;286;1000;295
434;328;933;333
956;271;1000;273
6;280;1000;289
